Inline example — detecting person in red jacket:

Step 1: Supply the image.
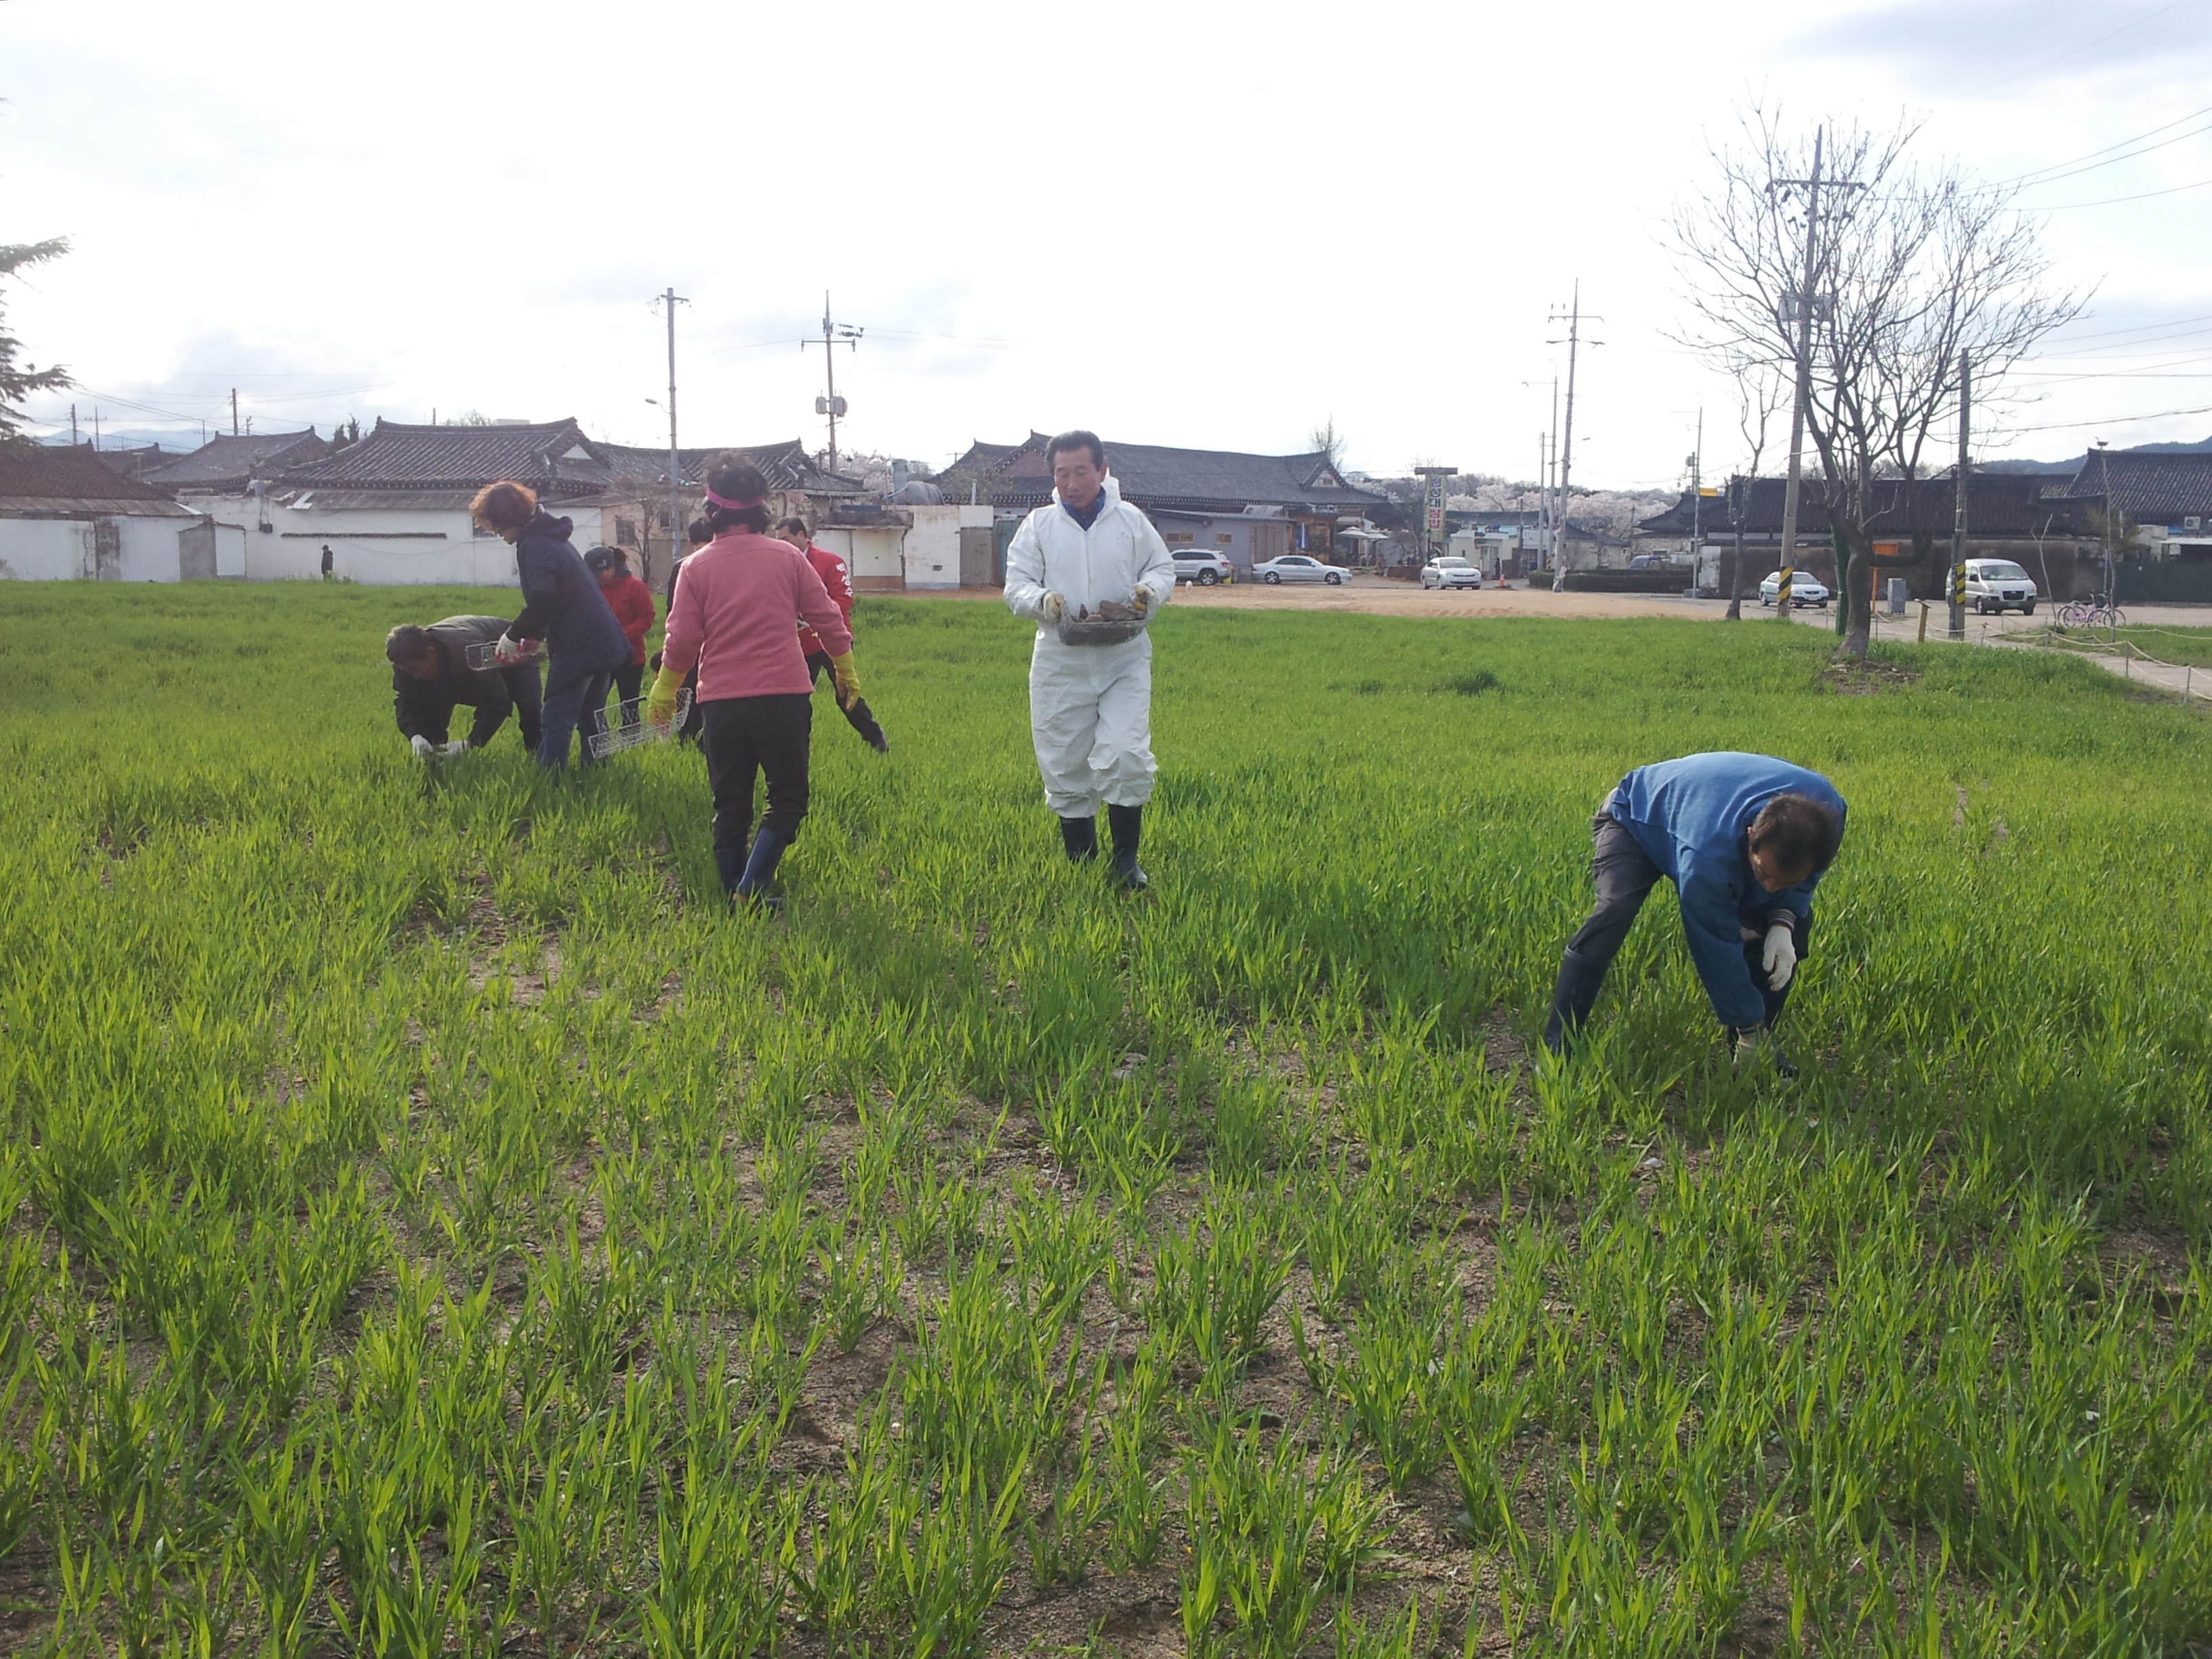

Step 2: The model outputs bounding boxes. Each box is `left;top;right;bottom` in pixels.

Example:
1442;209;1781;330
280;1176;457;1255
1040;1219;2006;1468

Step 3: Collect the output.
647;459;863;908
775;517;888;754
586;546;657;725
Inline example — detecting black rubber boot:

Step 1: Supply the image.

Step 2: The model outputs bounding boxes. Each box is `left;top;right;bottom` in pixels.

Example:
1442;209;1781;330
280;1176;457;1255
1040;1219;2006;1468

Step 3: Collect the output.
1107;803;1147;892
1060;815;1099;862
734;825;792;909
714;844;746;896
1542;946;1610;1056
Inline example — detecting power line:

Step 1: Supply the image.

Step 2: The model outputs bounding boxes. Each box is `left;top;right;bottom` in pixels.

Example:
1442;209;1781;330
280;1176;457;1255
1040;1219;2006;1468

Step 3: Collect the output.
2036;174;2212;210
1980;402;2212;437
1961;0;2186;98
1999;107;2212;191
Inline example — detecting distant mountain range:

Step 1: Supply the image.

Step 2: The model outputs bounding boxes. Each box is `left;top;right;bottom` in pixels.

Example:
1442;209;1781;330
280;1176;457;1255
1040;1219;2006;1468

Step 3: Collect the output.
1981;436;2212;475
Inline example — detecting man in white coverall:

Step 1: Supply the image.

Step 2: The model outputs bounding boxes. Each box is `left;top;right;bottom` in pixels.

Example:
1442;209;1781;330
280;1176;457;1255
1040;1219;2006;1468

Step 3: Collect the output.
1004;430;1177;890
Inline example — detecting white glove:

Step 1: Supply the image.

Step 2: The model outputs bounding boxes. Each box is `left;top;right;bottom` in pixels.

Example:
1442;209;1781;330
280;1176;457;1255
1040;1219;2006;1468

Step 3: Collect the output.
409;734;434;760
1761;922;1797;991
1040;592;1067;623
441;739;471;758
493;633;526;665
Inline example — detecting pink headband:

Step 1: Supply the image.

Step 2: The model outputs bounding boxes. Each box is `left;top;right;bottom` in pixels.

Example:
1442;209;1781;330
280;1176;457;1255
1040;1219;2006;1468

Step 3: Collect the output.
704;485;764;510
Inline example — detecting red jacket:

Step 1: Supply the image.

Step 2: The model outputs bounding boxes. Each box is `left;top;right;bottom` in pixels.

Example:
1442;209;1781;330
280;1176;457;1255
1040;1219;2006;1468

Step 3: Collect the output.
797;543;855;657
661;531;853;701
600;573;657;665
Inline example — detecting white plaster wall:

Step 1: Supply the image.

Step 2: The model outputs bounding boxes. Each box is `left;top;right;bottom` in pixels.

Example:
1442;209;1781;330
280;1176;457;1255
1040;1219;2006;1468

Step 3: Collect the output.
821;526;907;590
213;521;249;577
897;504;994;589
117;517;183;581
181;494;605;586
0;519;89;581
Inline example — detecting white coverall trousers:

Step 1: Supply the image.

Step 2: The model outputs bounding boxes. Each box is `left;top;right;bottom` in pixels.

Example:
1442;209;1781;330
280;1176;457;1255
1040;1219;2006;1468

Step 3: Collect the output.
1029;631;1155;816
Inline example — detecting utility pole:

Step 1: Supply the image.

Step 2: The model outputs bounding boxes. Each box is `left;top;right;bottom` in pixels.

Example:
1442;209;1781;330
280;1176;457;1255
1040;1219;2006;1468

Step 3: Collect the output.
91;408;100;451
1689;407;1704;584
1950;350;1971;639
656;287;689;587
802;292;863;475
1769;129;1864;626
1536;430;1549;573
2097;438;2115;623
1546;285;1597;590
231;388;240;438
69;405;77;447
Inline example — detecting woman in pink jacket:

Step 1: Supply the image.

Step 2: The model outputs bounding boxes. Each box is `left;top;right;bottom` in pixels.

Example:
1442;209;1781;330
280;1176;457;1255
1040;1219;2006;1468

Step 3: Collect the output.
647;457;861;908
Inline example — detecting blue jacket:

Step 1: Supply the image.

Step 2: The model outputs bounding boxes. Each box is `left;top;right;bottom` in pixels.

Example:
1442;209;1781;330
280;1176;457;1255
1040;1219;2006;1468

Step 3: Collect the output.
1606;752;1847;1027
510;514;630;671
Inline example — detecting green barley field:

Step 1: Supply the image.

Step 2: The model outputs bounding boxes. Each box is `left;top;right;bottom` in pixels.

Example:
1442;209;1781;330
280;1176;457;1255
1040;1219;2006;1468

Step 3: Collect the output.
1;584;2207;1657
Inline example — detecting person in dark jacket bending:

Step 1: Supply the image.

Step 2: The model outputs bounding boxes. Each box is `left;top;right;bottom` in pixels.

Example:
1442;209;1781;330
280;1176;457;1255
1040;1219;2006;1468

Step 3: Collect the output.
470;480;632;769
1542;752;1847;1076
386;615;543;756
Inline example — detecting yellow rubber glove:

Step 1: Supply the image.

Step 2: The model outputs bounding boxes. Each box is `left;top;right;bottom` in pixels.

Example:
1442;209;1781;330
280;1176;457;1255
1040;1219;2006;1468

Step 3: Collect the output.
827;651;862;709
1130;586;1153;617
645;663;685;729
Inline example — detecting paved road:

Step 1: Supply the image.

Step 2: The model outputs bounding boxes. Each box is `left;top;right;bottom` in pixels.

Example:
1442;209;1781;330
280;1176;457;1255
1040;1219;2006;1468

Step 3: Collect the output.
920;579;2212;701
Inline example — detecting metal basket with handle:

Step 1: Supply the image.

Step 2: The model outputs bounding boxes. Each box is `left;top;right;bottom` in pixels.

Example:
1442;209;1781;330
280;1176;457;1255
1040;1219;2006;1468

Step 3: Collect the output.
588;691;693;759
1055;599;1147;647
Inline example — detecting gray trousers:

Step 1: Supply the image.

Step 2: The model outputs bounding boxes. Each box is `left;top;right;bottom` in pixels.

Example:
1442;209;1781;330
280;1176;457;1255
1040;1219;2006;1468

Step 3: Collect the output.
1545;811;1809;1049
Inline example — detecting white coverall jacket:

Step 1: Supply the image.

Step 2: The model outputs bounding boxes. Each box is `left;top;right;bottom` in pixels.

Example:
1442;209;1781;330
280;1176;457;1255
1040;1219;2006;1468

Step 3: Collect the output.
1003;476;1177;816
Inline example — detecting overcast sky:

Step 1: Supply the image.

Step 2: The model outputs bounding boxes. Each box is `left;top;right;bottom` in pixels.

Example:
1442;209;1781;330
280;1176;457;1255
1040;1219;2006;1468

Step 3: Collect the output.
5;0;2209;487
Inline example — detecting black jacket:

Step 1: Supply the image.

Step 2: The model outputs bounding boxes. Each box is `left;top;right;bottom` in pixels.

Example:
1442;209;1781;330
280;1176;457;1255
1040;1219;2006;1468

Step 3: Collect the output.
393;615;541;747
510;513;631;670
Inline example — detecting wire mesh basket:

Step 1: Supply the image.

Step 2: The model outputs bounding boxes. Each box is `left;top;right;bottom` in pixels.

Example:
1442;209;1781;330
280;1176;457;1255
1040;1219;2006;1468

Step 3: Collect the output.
1055;602;1147;647
588;692;693;759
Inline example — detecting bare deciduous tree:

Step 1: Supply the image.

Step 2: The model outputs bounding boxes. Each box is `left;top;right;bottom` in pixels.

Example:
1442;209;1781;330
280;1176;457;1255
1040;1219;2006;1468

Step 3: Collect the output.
1671;108;2085;656
1724;356;1786;620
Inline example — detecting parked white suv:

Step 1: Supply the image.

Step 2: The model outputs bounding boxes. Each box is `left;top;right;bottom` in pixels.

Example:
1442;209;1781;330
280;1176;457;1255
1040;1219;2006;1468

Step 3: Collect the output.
1172;550;1234;585
1963;558;2038;615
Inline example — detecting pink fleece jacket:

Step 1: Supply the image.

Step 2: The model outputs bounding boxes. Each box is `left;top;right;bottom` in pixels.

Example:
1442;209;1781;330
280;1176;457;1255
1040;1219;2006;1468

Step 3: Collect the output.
660;531;854;700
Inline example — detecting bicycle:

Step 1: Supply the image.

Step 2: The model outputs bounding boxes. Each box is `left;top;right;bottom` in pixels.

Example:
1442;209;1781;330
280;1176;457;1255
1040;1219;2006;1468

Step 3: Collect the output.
2057;596;2127;631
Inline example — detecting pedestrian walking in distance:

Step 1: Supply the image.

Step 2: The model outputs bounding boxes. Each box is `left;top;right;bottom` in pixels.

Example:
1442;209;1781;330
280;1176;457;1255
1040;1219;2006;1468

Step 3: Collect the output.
586;546;656;726
469;480;632;770
775;516;889;754
646;457;863;909
1002;430;1175;890
319;544;335;581
386;616;543;758
1543;752;1846;1076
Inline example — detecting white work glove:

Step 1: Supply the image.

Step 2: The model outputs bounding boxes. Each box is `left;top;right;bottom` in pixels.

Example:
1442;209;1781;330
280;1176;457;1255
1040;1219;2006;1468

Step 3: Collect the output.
1761;922;1797;991
1040;592;1067;623
441;739;471;758
493;633;526;665
409;734;435;760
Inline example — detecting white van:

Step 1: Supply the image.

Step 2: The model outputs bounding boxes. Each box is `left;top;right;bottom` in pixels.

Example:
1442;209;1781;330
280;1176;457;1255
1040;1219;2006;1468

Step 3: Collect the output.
1963;559;2039;615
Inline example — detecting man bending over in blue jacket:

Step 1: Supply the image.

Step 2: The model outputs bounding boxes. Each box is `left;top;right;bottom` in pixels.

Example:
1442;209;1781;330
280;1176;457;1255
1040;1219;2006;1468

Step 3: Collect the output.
1543;752;1847;1076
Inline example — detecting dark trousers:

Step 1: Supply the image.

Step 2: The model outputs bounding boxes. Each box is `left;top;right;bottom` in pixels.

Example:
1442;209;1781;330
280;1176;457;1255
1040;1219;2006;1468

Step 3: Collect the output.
1547;812;1809;1046
539;655;614;769
805;651;888;750
609;661;644;727
702;694;813;857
